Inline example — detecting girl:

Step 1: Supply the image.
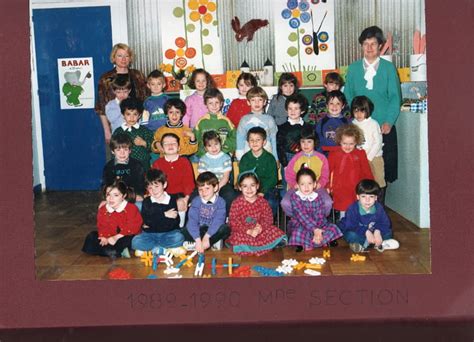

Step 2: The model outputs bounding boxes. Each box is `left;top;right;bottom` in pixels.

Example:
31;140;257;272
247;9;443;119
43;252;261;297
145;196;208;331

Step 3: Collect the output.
288;167;342;251
268;72;299;125
228;172;287;256
328;124;374;217
182;68;216;129
82;180;142;258
226;72;257;127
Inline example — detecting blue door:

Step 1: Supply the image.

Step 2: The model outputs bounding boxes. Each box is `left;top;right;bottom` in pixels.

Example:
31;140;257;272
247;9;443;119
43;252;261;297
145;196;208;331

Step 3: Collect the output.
33;6;113;190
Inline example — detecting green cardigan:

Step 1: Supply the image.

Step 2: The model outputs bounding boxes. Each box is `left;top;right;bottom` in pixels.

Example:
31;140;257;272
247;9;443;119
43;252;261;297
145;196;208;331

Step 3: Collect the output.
239;149;277;194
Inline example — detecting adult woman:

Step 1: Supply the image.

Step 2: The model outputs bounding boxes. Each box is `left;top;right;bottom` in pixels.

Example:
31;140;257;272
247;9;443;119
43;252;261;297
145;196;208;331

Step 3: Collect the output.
344;26;401;202
95;43;148;145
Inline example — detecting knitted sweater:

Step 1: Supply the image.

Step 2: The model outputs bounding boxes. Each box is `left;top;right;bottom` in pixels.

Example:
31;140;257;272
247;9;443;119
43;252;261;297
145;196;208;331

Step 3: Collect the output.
96;201;142;238
352;117;383;161
339;201;392;238
102;157;145;196
140;193;180;233
236;113;278;161
105;99;125;133
152;156;195;196
276;119;313;166
186;195;227;240
226;98;251;127
285;150;329;189
142;94;169;131
183;92;208;128
152;121;198;156
267;94;288;126
239;149;277;193
112;124;154;169
194;112;236;157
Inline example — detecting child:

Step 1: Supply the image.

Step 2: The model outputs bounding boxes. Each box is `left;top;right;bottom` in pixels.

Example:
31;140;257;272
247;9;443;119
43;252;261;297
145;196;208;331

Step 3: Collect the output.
183;68;216;129
228;171;287;256
151;98;198;156
276;93;312;167
268;72;299;125
194;88;236;157
339;179;399;253
281;126;332;217
328;124;374;217
104;76;131;141
141;70;168;131
112;97;154;169
239;127;279;215
82;180;142;258
151;133;195;225
235;86;278;162
226;72;257;127
351;96;386;194
131;169;185;255
315;90;350;153
307;72;350;125
102;133;145;208
197;131;237;214
287;168;342;251
182;172;231;253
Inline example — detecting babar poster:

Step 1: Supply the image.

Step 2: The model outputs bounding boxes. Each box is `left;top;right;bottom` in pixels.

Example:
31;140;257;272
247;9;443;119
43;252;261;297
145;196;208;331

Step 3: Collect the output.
57;57;94;109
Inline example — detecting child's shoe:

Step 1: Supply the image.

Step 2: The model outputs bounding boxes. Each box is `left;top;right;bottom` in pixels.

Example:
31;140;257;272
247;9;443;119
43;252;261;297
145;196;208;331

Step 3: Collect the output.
183;241;196;251
121;248;131;258
211;240;223;251
349;242;365;253
134;250;145;257
376;239;400;252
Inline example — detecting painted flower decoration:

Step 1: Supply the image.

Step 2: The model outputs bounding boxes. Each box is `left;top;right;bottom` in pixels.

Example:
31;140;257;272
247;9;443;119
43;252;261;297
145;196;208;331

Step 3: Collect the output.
188;0;217;24
164;37;197;70
281;0;311;29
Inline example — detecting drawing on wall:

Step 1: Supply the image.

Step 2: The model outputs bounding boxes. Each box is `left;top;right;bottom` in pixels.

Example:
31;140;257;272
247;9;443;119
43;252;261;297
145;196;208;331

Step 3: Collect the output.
57;57;94;109
274;0;335;72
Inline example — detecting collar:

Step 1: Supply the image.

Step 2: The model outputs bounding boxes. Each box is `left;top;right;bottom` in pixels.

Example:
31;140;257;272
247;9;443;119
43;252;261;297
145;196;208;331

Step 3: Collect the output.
358;202;376;215
205;151;224;159
114;158;129;165
150;192;171;205
201;194;217;205
105;200;127;213
295;190;318;201
238;95;247;99
114;98;120;105
166;121;183;128
363;57;380;69
164;155;179;162
121;122;140;131
288;117;304;125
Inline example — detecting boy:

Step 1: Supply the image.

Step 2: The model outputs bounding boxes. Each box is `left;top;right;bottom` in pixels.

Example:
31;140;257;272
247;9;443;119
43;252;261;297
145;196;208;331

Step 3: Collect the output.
131;169;185;255
112;97;154;169
193;88;236;157
307;72;350;125
182;172;231;253
104;77;131;143
142;70;168;131
235;86;278;162
151;98;198;156
339;179;399;253
239;127;278;215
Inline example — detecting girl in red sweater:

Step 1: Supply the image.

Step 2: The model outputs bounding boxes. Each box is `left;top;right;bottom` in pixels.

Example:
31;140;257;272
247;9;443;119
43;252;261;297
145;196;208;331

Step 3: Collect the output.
82;180;142;258
226;72;257;127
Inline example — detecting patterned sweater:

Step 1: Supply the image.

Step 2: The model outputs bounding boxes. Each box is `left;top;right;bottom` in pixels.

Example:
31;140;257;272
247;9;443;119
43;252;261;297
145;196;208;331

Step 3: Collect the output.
194;112;236;157
152;121;198;156
112;124;154;169
186;195;227;240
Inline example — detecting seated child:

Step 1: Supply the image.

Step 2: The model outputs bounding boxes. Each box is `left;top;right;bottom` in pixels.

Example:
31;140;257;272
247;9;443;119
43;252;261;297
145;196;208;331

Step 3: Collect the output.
339;179;399;253
141;70;168;131
194;88;236;158
151;133;195;226
287;168;342;251
151;98;198;156
236;86;278;161
226;72;257;127
131;169;185;255
328;124;374;217
102;133;145;209
104;76;131;140
181;172;231;253
315;90;350;154
82;180;142;258
228;171;287;256
197;130;237;214
112;97;154;169
239;127;279;216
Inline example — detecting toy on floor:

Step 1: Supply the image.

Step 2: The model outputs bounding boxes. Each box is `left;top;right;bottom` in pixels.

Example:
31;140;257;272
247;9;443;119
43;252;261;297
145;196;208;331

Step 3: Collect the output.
147;274;158;279
305;263;322;270
304;269;321;276
177;254;194;268
194;254;205;277
252;266;285;277
140;251;154;267
309;257;326;265
223;257;239;275
167;274;183;279
230;265;252;277
163;267;180;274
108;268;131;280
350;254;366;262
176;250;198;269
323;250;331;258
156;251;174;267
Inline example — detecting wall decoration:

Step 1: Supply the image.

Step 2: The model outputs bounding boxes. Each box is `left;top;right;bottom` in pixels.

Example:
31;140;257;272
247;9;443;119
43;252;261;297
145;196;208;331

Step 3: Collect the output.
57;57;94;109
225;70;241;88
231;16;269;42
274;0;335;72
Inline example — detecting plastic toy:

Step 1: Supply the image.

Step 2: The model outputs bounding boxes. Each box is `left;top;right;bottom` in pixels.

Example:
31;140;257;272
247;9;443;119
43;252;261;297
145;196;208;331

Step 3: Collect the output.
305;263;322;270
276;265;293;274
281;259;299;267
140;251;154;267
309;257;326;265
194;254;205;277
157;251;174;267
294;262;307;270
230;266;251;277
108;268;131;280
163;267;180;274
211;258;217;276
176;250;198;269
304;269;321;276
252;266;285;277
350;254;366;262
167;274;183;279
323;250;331;258
152;255;158;271
223;257;239;275
202;274;211;278
177;254;194;268
147;274;158;279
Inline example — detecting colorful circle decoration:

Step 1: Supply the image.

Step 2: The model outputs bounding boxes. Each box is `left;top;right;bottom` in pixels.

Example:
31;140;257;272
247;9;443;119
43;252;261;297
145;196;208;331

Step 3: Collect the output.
287;0;298;10
299;0;310;11
306;72;317;81
283;0;311;29
175;57;187;69
305;47;313;55
289;18;300;29
185;47;197;58
188;0;216;23
319;43;328;51
318;31;329;42
165;49;176;60
175;37;186;48
302;34;313;45
300;11;311;23
281;8;292;19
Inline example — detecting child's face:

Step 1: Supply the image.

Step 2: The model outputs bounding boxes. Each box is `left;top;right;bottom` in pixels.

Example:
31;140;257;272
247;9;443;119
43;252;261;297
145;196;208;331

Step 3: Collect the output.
161;136;180;156
147;77;165;95
327;97;343;117
281;81;295;96
300;138;315;154
206;97;223;114
113;88;131;102
239;177;258;201
167;106;183;125
248;133;265;154
237;79;252;96
106;187;126;209
194;73;207;92
123;109;141;126
198;183;219;202
340;135;356;153
324;82;340;92
353;109;367;122
205;139;221;155
248;96;266;113
112;145;131;163
287;102;303;121
297;174;317;196
147;181;166;199
357;193;377;212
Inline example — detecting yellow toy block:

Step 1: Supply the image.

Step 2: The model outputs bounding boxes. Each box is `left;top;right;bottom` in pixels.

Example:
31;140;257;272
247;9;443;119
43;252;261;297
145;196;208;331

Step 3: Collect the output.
294;262;306;270
323;250;331;259
140;251;154;267
178;254;194;268
350;254;366;262
305;264;322;270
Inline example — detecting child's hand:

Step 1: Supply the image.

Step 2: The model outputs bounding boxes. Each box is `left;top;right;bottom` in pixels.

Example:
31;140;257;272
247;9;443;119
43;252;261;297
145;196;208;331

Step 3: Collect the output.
98;200;106;209
254;223;263;236
108;234;123;246
98;236;108;246
136;195;144;202
142;224;149;229
153;141;163;153
257;192;264;197
202;234;211;251
177;197;188;212
184;130;195;141
134;136;147;147
373;230;383;247
195;239;204;254
313;228;323;244
365;230;375;244
104;129;112;145
164;208;178;219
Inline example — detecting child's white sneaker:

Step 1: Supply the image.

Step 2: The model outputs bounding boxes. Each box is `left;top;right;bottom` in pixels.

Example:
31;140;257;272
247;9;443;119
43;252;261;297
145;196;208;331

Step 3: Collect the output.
183;241;196;251
121;248;131;258
349;242;365;253
381;239;400;251
211;240;223;251
134;249;145;257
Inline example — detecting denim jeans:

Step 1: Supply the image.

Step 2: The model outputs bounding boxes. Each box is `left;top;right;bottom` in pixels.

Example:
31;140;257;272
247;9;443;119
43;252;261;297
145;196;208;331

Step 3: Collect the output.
343;230;392;247
131;229;185;251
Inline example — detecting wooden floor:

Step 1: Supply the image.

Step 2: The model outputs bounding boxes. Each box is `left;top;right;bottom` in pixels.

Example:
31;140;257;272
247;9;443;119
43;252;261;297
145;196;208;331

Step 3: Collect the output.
35;191;431;280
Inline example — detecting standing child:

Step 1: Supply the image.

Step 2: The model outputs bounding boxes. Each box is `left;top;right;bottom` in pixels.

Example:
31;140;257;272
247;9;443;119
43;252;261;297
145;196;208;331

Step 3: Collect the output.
141;70;168;131
267;72;299;125
339;179;399;253
104;77;131;142
235;86;278;162
82;180;142;258
328;124;374;217
112;97;154;169
287;168;342;251
182;172;231;253
183;68;216;129
226;72;257;127
228;172;287;256
151;98;198;157
131;169;185;255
